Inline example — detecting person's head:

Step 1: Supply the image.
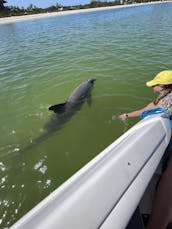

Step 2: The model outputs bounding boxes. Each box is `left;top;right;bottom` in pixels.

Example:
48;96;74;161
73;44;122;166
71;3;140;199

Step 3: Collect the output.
146;70;172;87
146;70;172;104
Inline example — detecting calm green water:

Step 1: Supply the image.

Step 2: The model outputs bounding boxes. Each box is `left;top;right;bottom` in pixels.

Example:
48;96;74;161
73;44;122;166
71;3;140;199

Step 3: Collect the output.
0;2;172;227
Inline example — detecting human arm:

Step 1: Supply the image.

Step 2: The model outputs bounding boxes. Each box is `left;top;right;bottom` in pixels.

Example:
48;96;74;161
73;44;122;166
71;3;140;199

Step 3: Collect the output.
119;101;160;120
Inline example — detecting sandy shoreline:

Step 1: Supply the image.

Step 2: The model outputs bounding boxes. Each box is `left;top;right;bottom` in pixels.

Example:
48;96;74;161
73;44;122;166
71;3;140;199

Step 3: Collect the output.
0;1;171;25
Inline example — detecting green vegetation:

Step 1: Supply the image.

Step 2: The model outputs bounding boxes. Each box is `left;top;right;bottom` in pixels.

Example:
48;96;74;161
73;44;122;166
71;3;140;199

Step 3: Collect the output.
0;0;163;18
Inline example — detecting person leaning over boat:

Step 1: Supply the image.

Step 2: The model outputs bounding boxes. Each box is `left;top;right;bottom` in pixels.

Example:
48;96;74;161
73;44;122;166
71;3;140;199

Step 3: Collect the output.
120;70;172;229
120;70;172;120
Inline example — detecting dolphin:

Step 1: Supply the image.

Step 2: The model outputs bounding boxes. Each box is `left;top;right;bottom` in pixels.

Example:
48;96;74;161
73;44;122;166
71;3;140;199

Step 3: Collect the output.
20;78;96;152
49;78;96;114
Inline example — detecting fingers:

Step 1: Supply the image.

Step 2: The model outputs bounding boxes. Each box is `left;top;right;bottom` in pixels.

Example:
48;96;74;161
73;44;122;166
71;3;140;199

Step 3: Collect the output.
119;113;127;120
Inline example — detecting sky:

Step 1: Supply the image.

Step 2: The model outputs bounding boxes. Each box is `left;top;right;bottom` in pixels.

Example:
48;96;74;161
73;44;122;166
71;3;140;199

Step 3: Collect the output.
6;0;92;8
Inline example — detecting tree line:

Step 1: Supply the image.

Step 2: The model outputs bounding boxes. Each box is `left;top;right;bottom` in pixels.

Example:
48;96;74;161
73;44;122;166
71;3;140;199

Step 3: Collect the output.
0;0;162;18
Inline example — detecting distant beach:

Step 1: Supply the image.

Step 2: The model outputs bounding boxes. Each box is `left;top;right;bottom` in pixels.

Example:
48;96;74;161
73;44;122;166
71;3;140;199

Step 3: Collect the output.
0;1;170;25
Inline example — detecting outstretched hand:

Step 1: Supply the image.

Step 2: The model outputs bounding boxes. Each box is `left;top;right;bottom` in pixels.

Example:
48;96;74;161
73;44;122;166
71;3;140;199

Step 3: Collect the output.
119;113;127;120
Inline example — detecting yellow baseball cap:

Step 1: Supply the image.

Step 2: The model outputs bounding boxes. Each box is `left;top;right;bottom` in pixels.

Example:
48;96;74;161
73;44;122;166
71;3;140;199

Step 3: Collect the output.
146;70;172;87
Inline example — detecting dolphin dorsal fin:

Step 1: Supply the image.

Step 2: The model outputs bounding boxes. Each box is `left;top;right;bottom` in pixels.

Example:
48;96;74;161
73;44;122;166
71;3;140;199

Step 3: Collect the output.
48;102;66;114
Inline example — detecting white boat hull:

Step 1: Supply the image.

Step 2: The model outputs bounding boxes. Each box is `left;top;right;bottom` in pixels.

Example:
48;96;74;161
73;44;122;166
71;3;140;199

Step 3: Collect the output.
11;116;171;229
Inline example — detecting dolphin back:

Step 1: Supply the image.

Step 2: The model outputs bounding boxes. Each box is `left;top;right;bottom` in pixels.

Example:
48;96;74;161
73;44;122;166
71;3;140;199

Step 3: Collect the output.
67;78;96;103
